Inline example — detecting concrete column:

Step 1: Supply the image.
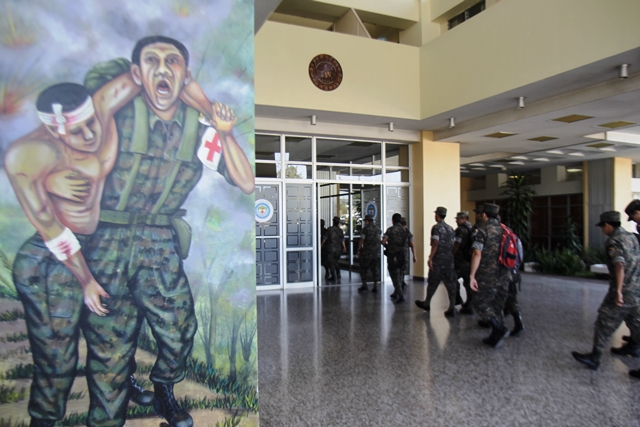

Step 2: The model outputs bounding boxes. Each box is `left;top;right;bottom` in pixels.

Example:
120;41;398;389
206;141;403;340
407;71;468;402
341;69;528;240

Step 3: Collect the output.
411;131;460;279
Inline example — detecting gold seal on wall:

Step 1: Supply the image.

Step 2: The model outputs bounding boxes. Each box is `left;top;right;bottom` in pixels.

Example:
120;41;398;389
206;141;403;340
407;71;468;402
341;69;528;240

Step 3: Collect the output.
309;54;343;91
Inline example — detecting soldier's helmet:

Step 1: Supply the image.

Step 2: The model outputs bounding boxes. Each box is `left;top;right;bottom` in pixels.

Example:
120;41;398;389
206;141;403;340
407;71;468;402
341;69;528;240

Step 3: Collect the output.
364;214;374;222
595;211;620;227
435;207;447;217
483;203;500;216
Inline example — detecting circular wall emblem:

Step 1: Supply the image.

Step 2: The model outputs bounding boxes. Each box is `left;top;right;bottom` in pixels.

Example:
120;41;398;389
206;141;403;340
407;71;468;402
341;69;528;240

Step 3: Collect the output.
365;201;377;219
255;199;274;223
309;54;343;91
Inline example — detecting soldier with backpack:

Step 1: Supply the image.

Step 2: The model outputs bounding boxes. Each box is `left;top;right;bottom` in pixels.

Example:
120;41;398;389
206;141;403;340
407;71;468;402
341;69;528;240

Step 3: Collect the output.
469;203;512;348
499;222;525;336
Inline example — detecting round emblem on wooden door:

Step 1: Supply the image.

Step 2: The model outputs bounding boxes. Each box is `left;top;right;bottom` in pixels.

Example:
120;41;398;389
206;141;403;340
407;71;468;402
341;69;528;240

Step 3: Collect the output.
309;54;343;91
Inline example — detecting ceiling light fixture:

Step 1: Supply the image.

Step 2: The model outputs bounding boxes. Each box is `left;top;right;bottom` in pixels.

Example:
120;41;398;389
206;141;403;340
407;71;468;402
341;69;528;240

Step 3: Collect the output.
517;96;525;109
311;115;317;125
449;117;455;128
388;122;394;132
619;63;629;79
568;152;585;157
511;156;528;160
489;164;505;168
600;147;617;152
509;161;525;165
546;150;564;155
469;163;484;167
534;157;550;162
471;167;486;170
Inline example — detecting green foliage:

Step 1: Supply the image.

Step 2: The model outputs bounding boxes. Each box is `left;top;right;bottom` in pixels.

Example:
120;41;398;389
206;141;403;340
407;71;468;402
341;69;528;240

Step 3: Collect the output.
0;250;18;300
0;308;24;322
0;419;28;427
0;332;28;343
500;173;536;250
216;413;245;427
560;216;583;255
0;363;34;380
0;384;26;403
534;247;585;276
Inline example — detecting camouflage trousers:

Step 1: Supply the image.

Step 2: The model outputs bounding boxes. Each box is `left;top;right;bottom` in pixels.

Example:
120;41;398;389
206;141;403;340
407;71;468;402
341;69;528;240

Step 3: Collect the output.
82;224;197;427
455;264;472;308
359;256;380;284
12;233;85;421
325;251;340;279
425;267;458;310
386;252;405;297
592;290;640;359
473;269;511;323
504;271;521;315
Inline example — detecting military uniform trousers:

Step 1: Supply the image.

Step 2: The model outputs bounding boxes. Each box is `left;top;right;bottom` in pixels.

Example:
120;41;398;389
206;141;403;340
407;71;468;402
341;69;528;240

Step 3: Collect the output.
593;290;640;355
12;233;85;421
325;250;340;279
82;224;197;427
473;269;511;323
386;251;405;297
359;256;380;284
503;271;521;315
455;263;472;307
426;267;458;309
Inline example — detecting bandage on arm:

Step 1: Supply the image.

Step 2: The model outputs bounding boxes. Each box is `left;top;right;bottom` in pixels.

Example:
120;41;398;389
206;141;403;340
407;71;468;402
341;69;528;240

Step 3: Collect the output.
44;227;81;261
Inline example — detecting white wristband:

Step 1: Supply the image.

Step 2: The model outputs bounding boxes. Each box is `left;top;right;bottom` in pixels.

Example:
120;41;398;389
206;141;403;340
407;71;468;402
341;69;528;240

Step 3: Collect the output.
44;228;81;261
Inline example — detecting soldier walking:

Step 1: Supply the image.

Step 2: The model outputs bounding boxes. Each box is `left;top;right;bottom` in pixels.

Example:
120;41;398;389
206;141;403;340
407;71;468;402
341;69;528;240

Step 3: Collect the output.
572;211;640;372
322;216;346;281
357;214;382;292
382;213;410;303
400;217;417;292
415;207;458;317
469;203;512;347
452;211;474;314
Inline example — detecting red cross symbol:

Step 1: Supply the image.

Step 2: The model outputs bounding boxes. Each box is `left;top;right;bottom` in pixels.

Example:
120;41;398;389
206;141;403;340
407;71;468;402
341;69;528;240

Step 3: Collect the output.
204;132;221;162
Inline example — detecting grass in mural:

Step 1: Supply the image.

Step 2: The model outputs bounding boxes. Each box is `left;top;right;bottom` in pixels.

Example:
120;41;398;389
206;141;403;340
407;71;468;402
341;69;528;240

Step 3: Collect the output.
68;391;86;401
0;419;28;427
0;332;28;343
215;412;245;427
0;346;30;359
134;362;154;375
0;383;26;404
0;309;24;322
1;363;34;380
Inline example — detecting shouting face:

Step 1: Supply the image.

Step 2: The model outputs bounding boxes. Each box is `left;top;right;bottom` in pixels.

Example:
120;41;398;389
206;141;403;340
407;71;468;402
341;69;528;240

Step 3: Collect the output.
132;42;190;111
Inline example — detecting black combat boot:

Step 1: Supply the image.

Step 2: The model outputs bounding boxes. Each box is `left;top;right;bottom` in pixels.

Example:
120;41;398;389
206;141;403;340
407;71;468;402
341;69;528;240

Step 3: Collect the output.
611;343;640;357
443;308;457;318
153;383;193;427
455;292;463;306
477;320;490;328
414;300;430;312
30;419;56;427
371;282;378;293
482;317;510;348
571;351;600;370
511;312;524;337
629;369;640;378
358;282;368;292
460;305;474;315
130;375;154;406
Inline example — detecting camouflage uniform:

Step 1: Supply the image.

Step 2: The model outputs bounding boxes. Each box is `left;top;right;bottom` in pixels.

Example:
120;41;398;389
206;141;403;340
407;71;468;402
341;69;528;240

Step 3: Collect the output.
81;97;217;427
454;221;473;308
359;222;381;285
471;218;512;322
423;220;458;311
383;223;409;300
12;233;86;421
504;270;521;316
324;225;344;280
591;227;640;359
404;229;414;277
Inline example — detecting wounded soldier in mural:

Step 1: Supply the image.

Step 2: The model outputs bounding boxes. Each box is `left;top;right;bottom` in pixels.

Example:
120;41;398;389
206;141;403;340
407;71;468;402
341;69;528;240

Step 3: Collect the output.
5;35;254;427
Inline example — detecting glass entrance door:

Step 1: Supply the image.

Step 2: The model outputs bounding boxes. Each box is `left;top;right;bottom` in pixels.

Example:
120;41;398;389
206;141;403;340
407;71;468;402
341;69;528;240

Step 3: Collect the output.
256;183;281;288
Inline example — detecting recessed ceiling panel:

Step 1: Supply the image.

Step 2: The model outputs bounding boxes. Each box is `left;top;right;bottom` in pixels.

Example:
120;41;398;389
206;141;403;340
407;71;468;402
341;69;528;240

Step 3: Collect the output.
484;132;517;138
596;121;636;129
552;114;593;123
528;136;558;142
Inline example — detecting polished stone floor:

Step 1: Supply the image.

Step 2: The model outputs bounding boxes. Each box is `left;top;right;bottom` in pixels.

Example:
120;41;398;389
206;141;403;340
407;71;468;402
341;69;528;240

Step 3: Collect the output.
257;273;640;427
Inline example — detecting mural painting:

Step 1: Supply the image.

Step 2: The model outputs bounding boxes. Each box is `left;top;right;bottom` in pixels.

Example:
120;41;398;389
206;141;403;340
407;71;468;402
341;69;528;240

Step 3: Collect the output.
0;1;258;426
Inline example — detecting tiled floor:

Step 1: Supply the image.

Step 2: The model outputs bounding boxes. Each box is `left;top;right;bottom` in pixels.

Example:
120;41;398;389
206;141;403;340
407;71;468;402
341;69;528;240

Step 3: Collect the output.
257;273;640;427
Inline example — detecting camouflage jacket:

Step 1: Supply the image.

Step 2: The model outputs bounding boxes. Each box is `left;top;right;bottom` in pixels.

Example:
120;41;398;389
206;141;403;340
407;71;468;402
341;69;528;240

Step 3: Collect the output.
360;223;381;259
471;218;503;283
383;223;409;255
454;221;473;266
605;227;640;297
325;225;344;254
430;220;455;269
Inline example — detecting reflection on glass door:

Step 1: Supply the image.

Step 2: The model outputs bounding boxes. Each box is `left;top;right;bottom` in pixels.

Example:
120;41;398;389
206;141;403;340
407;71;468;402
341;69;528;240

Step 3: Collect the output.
285;184;314;286
256;184;281;287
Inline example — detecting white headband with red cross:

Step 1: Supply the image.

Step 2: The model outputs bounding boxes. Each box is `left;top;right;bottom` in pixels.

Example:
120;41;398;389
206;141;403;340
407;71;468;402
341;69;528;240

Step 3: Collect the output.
37;96;95;135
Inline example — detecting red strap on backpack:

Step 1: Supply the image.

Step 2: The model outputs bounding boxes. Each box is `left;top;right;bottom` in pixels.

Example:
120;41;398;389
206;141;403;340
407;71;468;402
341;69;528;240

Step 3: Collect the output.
498;224;519;269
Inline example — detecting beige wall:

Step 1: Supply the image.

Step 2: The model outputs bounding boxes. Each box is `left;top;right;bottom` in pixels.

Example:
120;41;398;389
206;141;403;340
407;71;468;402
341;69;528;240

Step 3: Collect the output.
420;0;640;118
319;0;419;22
613;157;634;233
255;22;421;119
411;132;460;278
460;176;475;215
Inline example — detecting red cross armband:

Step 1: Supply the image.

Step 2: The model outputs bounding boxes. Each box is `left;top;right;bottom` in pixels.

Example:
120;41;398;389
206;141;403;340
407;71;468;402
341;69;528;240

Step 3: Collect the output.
197;126;222;171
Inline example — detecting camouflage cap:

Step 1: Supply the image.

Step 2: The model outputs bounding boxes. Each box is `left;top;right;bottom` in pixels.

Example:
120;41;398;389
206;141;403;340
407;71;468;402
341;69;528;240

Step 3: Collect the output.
333;216;340;222
472;205;484;214
364;214;374;222
455;211;469;219
595;210;620;227
483;203;500;216
435;207;447;216
625;199;640;221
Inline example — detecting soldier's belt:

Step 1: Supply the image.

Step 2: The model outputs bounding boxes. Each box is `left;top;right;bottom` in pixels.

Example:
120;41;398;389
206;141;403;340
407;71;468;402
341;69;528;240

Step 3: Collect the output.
99;210;182;226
